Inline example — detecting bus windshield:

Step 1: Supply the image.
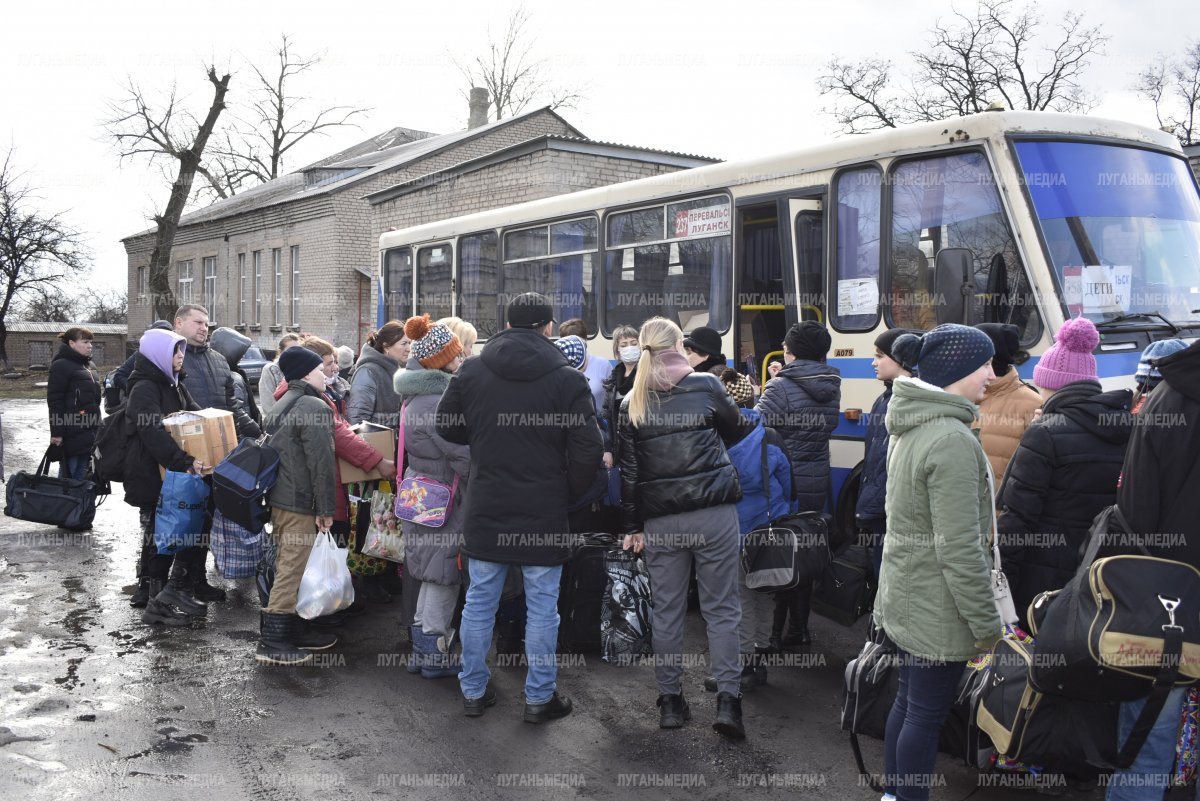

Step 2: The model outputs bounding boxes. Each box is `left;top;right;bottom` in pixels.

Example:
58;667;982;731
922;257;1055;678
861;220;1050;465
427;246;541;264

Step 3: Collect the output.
1014;140;1200;326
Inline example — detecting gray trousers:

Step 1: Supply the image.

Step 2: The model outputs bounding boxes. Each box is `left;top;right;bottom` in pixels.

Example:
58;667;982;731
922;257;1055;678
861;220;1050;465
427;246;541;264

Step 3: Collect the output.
738;561;773;654
415;581;459;639
643;504;742;696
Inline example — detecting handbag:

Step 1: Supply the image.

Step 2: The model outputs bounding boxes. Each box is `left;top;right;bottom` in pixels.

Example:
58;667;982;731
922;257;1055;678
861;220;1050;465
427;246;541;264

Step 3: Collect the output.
362;489;405;562
813;543;875;626
985;460;1019;627
393;402;459;528
154;470;209;555
1029;504;1200;702
209;509;264;579
4;447;97;530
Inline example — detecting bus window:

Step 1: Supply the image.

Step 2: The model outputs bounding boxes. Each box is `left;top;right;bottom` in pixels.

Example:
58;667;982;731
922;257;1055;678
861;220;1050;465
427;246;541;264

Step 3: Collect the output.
459;232;500;340
833;167;882;331
383;246;412;321
417;243;453;320
502;216;598;334
887;152;1040;343
604;194;732;335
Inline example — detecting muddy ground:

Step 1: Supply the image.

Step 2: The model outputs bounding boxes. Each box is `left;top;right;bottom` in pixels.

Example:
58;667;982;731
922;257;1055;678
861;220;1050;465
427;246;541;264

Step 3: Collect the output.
0;397;1109;800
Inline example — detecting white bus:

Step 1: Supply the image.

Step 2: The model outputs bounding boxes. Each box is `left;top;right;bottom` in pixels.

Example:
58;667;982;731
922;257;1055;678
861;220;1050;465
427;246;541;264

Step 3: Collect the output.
378;110;1200;530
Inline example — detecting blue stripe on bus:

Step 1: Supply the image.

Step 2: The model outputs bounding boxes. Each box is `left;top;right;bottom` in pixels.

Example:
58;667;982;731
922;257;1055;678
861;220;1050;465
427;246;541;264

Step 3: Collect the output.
833;352;1139;382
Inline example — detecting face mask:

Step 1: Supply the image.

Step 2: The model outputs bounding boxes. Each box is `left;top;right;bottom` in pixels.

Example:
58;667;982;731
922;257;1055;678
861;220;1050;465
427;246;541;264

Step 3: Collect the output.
619;345;640;365
324;373;336;386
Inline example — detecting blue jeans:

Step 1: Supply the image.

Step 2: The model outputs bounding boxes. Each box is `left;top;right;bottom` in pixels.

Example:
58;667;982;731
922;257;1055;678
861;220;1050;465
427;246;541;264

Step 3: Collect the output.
59;454;88;481
459;559;563;704
884;648;965;801
1107;685;1192;801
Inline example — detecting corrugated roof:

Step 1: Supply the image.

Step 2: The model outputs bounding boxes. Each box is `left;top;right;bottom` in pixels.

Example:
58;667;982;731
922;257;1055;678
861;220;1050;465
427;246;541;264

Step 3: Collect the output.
297;126;438;171
7;322;128;335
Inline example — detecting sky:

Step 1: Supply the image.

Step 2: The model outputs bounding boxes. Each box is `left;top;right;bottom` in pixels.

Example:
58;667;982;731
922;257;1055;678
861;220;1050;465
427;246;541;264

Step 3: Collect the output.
3;0;1198;301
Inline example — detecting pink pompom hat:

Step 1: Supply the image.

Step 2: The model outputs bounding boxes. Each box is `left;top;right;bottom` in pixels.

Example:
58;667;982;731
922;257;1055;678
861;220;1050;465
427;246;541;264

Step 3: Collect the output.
1033;317;1100;390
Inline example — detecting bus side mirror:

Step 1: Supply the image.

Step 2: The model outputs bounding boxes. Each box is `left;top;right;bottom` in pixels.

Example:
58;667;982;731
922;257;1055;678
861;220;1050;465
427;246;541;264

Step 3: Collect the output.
935;248;974;325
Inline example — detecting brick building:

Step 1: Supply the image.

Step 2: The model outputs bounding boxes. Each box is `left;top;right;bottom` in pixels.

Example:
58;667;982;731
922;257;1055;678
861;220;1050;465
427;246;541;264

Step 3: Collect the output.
122;104;716;352
3;322;127;369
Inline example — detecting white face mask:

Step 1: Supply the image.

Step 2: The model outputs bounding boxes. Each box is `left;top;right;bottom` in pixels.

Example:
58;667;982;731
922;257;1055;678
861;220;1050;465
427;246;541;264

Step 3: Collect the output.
324;373;337;386
619;345;641;365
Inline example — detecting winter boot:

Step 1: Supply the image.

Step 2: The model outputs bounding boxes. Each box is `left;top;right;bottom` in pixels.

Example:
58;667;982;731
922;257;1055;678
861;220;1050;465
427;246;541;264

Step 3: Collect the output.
191;548;227;602
781;586;812;647
141;580;192;627
292;617;338;651
414;627;459;679
713;691;746;740
657;693;691;728
130;577;151;608
406;624;427;674
155;557;207;616
255;613;313;666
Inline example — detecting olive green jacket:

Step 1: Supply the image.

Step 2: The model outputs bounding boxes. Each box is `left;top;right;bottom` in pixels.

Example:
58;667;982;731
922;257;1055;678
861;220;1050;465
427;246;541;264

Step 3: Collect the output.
875;376;1002;661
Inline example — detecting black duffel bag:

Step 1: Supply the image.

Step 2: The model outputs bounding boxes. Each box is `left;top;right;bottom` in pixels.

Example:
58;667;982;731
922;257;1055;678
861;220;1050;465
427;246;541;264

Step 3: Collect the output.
1030;504;1200;702
4;447;96;530
814;543;875;626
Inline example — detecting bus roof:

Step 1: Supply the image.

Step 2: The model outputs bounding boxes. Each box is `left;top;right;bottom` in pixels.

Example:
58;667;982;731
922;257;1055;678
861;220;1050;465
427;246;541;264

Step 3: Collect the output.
378;110;1182;251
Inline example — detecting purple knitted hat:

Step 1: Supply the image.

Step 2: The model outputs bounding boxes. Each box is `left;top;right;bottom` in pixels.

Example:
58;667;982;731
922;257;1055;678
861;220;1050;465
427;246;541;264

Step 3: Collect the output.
1033;317;1099;390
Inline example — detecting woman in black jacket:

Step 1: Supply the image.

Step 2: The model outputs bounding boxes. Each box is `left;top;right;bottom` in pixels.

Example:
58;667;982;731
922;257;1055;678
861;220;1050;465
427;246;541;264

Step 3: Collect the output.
124;328;208;627
47;326;102;481
619;317;753;740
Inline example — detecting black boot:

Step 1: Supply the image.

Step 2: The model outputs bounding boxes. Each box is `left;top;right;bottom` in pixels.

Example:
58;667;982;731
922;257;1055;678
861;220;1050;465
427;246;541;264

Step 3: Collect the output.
770;591;789;653
155;556;207;616
356;572;391;604
130;577;151;608
713;691;746;740
141;580;192;627
657;693;691;728
291;617;338;651
255;613;313;665
781;586;811;648
191;548;227;602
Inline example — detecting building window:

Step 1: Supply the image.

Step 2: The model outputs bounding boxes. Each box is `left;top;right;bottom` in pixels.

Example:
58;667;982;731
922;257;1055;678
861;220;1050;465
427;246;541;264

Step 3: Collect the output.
91;341;106;365
290;245;300;326
178;260;193;304
203;256;217;318
273;248;282;325
237;253;246;325
253;250;262;325
29;341;52;365
136;266;147;298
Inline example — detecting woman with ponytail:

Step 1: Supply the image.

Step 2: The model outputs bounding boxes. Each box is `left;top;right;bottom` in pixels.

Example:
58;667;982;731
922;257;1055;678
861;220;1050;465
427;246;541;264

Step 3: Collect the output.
618;317;753;739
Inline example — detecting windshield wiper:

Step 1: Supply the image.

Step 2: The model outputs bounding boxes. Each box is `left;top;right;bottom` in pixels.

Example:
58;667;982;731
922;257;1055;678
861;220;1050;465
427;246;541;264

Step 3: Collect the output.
1094;311;1180;335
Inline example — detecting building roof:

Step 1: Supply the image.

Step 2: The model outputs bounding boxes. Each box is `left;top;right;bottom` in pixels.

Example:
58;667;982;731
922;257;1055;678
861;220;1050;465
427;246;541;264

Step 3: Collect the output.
7;322;128;335
122;107;585;239
296;126;438;171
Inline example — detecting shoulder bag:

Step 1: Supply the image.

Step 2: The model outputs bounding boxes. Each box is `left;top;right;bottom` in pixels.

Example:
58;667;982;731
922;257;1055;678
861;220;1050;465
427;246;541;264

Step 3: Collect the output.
393;401;459;528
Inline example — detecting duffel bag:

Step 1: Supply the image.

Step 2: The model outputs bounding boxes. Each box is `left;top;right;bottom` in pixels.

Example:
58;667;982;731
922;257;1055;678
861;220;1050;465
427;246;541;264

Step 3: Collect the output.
212;436;281;533
742;511;831;593
813;543;875;626
4;447;96;530
1030;505;1200;702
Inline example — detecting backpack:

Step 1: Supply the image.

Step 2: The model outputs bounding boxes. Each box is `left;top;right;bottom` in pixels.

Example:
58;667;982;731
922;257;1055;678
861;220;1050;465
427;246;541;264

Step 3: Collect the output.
93;405;134;483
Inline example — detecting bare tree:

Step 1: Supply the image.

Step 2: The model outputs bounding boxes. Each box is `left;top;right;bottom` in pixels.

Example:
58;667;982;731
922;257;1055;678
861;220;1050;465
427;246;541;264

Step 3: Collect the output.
0;152;90;369
203;36;368;199
85;288;128;325
18;286;81;323
105;67;231;320
817;0;1106;133
1136;41;1200;146
455;5;584;122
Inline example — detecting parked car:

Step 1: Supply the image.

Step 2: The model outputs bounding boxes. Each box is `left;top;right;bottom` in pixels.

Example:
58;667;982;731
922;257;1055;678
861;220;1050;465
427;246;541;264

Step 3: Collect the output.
239;346;269;387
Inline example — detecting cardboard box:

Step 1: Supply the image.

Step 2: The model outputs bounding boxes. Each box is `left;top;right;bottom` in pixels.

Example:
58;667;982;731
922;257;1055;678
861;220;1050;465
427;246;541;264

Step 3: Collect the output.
162;408;237;474
339;422;395;484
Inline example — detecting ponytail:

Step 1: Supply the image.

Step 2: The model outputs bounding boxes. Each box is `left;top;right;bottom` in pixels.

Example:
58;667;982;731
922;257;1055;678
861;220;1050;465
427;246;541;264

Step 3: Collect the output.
626;317;683;428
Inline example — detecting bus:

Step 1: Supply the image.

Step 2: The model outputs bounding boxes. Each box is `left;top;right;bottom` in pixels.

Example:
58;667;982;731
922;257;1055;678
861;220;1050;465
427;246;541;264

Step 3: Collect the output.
377;109;1200;532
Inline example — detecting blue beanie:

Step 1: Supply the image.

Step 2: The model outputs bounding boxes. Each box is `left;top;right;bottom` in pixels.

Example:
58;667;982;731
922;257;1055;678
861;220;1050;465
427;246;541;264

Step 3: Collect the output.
279;346;323;381
555;335;586;369
1135;338;1188;388
892;324;995;389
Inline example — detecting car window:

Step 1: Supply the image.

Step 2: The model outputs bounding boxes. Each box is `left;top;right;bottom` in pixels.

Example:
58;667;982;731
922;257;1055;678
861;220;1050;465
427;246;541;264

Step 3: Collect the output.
243;347;265;361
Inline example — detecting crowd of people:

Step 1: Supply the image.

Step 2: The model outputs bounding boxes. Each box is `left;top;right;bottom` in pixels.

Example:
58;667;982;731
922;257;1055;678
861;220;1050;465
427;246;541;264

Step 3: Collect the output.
41;296;1200;799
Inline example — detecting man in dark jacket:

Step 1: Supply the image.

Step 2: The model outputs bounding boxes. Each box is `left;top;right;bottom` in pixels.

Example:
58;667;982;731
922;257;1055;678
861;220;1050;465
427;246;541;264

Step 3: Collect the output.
1107;338;1200;799
437;292;603;722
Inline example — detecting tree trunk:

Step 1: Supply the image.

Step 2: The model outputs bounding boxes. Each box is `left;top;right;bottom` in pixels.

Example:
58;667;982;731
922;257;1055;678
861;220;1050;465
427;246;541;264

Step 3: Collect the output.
147;68;231;321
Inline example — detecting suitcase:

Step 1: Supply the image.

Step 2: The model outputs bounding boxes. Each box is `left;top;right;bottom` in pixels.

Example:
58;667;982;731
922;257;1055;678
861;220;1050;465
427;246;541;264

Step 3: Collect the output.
4;448;96;530
558;533;615;653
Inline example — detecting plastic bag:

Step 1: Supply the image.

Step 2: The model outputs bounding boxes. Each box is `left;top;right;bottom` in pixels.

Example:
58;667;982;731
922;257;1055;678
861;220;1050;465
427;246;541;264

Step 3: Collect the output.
295;530;355;619
600;548;654;665
154;471;209;555
362;489;405;562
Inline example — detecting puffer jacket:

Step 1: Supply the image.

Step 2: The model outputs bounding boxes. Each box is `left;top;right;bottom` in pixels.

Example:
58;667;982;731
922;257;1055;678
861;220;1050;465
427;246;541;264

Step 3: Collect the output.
755;359;841;512
123;353;199;509
876;376;1001;661
726;408;794;537
264;381;336;517
181;341;261;438
346;345;402;428
208;327;261;427
998;380;1133;621
975;368;1042;486
395;363;470;586
47;344;101;456
599;363;636;457
618;372;752;534
855;383;892;522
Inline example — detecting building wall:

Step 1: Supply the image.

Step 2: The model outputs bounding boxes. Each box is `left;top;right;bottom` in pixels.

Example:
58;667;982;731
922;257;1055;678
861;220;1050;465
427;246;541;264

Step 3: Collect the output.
5;332;127;370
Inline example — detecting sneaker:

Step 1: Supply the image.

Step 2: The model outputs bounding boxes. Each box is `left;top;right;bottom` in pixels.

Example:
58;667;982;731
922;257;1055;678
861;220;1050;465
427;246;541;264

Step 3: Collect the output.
523;691;573;724
656;693;690;729
712;691;745;740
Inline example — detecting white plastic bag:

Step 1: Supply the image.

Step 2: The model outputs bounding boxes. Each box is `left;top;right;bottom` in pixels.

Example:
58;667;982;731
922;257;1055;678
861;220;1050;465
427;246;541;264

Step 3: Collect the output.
295;530;355;620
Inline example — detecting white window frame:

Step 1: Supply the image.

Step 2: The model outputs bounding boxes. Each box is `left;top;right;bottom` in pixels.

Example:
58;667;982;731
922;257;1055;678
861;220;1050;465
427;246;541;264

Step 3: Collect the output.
290;245;300;326
272;248;282;325
178;260;193;304
136;266;147;298
237;253;246;325
253;251;262;325
203;256;217;317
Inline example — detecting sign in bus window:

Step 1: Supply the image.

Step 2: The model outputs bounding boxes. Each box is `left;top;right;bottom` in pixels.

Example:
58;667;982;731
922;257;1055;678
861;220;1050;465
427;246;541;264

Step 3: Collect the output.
833;167;882;331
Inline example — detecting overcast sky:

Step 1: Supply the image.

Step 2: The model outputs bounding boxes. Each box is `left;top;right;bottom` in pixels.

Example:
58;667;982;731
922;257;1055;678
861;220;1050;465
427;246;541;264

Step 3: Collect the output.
5;0;1198;299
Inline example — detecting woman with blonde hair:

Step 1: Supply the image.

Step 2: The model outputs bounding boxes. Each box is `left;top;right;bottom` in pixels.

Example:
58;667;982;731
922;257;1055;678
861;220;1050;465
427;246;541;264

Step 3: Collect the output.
437;316;478;358
618;317;752;739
